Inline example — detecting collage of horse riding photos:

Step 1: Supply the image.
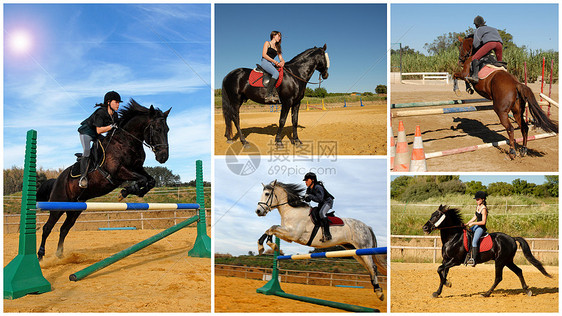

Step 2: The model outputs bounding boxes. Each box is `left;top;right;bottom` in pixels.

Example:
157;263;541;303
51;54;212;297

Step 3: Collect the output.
2;1;559;314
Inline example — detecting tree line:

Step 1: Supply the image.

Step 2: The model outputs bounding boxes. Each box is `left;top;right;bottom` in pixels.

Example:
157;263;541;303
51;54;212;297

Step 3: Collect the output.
391;175;558;202
3;166;205;195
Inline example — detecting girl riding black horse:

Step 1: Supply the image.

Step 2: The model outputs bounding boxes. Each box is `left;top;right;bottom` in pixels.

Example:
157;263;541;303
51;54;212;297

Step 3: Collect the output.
423;205;551;297
222;44;329;148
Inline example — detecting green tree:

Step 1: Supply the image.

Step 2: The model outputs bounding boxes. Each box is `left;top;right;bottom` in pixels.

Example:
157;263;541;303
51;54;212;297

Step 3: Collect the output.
313;87;327;98
545;175;559;197
512;179;536;195
390;176;411;199
305;87;314;97
375;85;387;94
487;182;513;196
465;181;487;197
145;166;181;187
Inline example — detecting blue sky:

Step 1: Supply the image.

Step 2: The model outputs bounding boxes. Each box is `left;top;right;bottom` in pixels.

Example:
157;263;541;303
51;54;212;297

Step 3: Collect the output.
215;4;387;94
4;4;211;182
214;158;387;256
391;3;559;54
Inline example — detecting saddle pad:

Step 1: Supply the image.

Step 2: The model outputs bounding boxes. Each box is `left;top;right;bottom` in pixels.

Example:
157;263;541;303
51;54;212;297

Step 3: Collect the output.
478;65;506;80
70;140;105;178
463;229;493;252
328;215;344;226
249;67;283;88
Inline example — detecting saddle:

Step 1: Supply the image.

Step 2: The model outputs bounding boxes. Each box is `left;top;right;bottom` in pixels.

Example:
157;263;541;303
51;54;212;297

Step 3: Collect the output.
476;54;507;80
463;229;493;252
306;207;344;246
69;139;106;178
249;64;284;88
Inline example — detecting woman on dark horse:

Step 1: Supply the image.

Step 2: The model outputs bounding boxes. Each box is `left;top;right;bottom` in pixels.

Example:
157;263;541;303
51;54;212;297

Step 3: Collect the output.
222;44;329;148
261;31;285;103
465;191;488;266
423;205;551;297
77;91;121;188
303;172;335;242
37;99;171;260
467;16;503;83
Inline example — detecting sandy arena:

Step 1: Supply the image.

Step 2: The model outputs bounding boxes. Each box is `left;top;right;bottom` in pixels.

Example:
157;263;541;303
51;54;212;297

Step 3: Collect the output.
391;82;559;171
215;101;387;156
215;275;387;313
4;228;211;312
391;262;558;313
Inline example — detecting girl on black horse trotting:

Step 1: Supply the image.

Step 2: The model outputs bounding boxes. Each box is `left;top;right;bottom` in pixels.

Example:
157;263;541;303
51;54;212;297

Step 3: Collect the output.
77;91;121;188
303;172;335;242
466;190;488;266
261;31;285;103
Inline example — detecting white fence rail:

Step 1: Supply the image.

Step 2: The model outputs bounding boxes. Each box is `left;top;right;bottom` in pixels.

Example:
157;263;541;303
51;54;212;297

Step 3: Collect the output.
400;72;450;84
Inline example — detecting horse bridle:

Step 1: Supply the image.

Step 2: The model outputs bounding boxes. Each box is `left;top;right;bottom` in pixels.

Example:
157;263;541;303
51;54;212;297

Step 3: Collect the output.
115;120;169;153
430;209;465;230
282;51;329;86
258;182;289;213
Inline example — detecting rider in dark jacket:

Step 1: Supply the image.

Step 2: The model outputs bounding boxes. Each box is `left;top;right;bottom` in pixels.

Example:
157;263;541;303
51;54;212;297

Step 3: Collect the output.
303;172;335;242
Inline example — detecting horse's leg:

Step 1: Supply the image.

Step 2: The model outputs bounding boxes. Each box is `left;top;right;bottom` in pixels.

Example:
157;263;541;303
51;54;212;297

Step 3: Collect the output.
257;233;270;255
290;102;302;146
55;211;83;258
506;262;532;296
495;107;517;159
433;259;456;297
482;262;505;297
233;108;248;147
275;105;291;147
514;96;529;156
38;211;65;260
119;168;156;199
354;255;384;301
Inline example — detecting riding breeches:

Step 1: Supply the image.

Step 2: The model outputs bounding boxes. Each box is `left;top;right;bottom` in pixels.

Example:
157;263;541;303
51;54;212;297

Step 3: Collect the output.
318;199;334;219
471;225;485;247
79;133;94;158
472;41;503;62
260;58;279;79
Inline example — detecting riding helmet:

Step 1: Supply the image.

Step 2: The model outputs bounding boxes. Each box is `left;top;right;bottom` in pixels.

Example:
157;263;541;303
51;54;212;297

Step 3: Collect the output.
473;16;486;27
104;91;123;105
474;191;487;200
303;172;317;182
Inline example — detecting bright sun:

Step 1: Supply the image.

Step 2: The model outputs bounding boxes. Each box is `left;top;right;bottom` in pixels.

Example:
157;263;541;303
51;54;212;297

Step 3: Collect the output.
9;30;33;54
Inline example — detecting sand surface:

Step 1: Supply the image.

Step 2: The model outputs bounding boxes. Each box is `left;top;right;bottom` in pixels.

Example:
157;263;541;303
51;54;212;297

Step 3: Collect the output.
4;228;211;312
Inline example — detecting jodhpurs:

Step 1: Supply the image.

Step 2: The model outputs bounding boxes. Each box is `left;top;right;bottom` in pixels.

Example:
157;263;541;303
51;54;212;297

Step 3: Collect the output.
472;41;503;62
80;133;94;158
471;225;485;247
260;58;279;79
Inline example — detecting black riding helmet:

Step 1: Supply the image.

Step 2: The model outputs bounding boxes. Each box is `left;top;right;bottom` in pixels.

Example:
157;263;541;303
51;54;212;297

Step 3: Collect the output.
302;172;317;182
474;190;487;200
474;15;486;27
104;91;123;105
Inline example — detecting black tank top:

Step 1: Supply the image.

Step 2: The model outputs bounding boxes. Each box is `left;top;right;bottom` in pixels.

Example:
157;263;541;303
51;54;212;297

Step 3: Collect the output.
266;43;278;59
475;207;487;231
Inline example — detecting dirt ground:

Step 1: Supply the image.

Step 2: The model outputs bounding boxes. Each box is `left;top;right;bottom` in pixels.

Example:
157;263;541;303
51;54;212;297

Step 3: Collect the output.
391;262;558;313
215;101;387;156
391;82;559;171
215;275;387;313
4;228;211;312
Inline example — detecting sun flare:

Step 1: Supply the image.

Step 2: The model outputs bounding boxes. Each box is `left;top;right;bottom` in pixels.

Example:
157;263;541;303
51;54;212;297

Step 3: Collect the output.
9;30;33;54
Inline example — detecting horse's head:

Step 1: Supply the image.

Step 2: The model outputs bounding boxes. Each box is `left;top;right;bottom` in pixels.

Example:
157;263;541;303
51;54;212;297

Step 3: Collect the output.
457;36;474;65
256;180;281;216
423;204;450;234
317;44;329;80
144;105;171;163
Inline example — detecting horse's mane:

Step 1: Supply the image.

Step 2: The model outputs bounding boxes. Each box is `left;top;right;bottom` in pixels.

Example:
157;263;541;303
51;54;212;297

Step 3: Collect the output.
441;205;465;225
286;47;322;65
265;181;309;208
119;99;164;126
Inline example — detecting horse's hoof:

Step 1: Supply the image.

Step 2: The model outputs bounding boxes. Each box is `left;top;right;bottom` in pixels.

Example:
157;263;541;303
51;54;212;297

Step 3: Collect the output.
432;292;440;298
293;140;303;147
481;292;491;298
445;280;452;288
508;148;517;160
275;142;284;149
375;289;384;301
520;147;528;157
226;140;233;144
117;193;124;202
526;290;533;297
55;250;63;259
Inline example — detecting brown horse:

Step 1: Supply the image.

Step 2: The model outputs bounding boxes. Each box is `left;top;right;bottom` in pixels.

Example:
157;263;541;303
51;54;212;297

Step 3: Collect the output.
453;37;558;159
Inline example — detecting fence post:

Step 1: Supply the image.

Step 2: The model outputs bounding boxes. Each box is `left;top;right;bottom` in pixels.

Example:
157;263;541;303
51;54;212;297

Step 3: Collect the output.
257;237;284;295
4;130;51;299
433;238;437;263
188;160;211;257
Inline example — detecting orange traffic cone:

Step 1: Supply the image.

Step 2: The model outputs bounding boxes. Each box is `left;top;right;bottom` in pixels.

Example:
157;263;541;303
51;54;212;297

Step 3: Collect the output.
389;127;396;171
394;121;409;171
410;125;427;172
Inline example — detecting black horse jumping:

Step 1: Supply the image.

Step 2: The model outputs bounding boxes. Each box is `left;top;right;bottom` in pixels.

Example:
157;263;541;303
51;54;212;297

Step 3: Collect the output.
422;205;551;298
37;100;171;260
222;44;329;147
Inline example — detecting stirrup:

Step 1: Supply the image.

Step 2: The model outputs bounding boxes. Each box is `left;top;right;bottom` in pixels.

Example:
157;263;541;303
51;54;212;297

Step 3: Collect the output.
79;176;88;189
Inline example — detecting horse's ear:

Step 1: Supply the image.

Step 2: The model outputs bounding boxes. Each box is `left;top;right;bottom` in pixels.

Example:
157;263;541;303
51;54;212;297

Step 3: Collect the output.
163;108;171;118
149;105;155;115
261;183;265;188
273;179;277;186
322;44;327;51
458;36;463;42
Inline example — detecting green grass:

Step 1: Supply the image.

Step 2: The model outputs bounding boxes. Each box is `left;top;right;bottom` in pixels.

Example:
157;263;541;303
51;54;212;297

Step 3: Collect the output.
391;194;558;237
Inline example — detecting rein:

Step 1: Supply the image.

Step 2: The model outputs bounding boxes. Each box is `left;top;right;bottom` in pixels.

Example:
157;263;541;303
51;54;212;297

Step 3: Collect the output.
117;124;168;153
283;67;325;86
258;182;290;212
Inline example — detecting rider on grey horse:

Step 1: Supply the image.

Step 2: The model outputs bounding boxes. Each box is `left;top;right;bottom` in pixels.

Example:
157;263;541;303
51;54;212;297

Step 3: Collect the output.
303;172;334;242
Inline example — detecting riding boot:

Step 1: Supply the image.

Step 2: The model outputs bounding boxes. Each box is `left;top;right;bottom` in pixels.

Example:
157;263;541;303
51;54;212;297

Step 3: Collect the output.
265;78;279;103
467;59;480;84
79;156;89;189
320;217;332;242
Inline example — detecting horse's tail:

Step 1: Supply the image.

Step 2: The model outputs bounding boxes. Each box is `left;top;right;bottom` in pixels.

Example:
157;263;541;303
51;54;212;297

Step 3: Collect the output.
36;178;56;202
514;237;552;278
369;227;387;276
516;84;558;133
